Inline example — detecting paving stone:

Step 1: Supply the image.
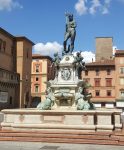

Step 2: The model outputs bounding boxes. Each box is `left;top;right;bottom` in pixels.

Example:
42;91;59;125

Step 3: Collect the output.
40;145;60;150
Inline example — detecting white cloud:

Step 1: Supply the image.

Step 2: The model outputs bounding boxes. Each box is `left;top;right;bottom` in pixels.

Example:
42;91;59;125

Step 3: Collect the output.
75;0;88;15
89;0;101;15
102;0;111;14
33;41;63;57
113;46;118;56
0;0;23;11
73;51;95;63
81;51;95;63
75;0;112;15
102;7;109;14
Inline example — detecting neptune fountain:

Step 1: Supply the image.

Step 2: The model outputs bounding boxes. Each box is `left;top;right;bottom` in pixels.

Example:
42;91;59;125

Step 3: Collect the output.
1;13;122;132
37;13;95;110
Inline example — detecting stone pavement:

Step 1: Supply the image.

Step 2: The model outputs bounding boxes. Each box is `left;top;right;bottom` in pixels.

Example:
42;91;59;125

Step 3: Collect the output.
0;141;124;150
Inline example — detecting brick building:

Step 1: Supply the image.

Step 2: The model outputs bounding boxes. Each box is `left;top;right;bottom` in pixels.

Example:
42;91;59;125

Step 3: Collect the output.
81;37;124;109
82;50;124;109
0;27;34;109
115;50;124;108
83;59;116;108
31;54;54;107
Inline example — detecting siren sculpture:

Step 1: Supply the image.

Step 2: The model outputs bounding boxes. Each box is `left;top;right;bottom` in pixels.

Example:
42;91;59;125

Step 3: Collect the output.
37;87;55;110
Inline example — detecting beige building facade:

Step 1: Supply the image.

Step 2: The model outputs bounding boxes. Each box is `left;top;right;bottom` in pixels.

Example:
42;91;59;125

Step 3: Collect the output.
0;27;34;109
16;36;34;108
31;54;54;107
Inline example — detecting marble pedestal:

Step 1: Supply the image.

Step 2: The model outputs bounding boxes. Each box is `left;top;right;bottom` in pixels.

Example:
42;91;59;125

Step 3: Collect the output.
50;54;85;107
1;108;122;132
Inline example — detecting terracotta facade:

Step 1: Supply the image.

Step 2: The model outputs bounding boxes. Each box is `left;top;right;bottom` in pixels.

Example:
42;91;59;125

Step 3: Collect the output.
82;51;124;108
115;51;124;108
31;54;54;107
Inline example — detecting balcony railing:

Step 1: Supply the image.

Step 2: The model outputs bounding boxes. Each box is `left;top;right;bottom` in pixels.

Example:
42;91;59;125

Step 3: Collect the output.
0;68;20;84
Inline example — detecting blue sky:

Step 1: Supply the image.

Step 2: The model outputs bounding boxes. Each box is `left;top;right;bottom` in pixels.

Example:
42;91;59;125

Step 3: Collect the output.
0;0;124;61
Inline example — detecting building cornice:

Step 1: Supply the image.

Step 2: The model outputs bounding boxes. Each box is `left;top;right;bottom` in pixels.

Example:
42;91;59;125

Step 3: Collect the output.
15;36;35;45
32;54;53;61
86;60;115;67
0;27;35;45
0;27;14;39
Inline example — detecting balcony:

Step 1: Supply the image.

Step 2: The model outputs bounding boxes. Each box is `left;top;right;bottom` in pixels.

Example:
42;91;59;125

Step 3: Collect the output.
0;68;20;85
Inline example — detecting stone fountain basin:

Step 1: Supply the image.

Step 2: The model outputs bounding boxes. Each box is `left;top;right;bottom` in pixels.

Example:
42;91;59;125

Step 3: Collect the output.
1;108;122;132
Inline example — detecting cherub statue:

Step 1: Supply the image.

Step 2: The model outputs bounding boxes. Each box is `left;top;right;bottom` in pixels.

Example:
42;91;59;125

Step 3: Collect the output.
73;52;86;78
51;52;61;78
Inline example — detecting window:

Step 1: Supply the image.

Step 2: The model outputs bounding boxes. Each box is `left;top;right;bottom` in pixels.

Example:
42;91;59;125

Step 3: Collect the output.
11;46;14;55
27;51;29;58
0;71;3;77
17;76;20;81
26;75;28;81
94;78;100;87
101;102;105;107
3;41;6;52
106;78;112;87
35;65;40;72
36;77;39;81
107;69;111;75
85;70;88;76
0;39;2;50
35;85;39;92
9;96;13;105
120;90;124;98
95;90;100;96
11;75;13;80
31;83;32;92
107;90;111;96
96;69;99;76
120;78;124;85
120;67;124;74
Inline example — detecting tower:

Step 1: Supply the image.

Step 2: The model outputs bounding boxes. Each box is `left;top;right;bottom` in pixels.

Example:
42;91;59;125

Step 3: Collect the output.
96;37;113;61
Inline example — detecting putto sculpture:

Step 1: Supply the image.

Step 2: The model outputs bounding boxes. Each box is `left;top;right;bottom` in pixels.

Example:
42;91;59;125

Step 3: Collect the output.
37;13;95;110
73;52;86;79
52;52;61;79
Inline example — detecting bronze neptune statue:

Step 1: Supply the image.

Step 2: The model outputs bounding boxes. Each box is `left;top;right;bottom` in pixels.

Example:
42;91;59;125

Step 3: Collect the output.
62;13;76;55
